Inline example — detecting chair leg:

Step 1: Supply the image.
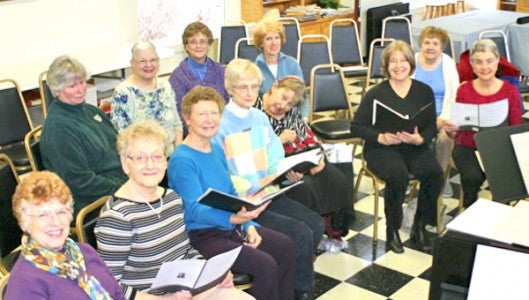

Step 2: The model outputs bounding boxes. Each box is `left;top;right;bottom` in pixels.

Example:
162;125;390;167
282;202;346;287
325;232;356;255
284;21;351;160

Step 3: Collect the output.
372;176;380;242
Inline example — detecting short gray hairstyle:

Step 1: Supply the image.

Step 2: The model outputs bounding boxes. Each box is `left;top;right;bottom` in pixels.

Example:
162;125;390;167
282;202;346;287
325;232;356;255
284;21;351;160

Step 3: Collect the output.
131;41;158;60
46;55;88;96
470;38;499;64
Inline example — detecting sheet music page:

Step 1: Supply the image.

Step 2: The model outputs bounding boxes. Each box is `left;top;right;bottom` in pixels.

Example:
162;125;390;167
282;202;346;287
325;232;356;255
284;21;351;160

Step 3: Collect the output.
491;200;529;248
450;99;508;129
450;102;478;128
151;259;205;290
276;148;323;174
445;199;512;243
468;245;529;300
510;132;529;194
478;99;508;127
194;246;242;288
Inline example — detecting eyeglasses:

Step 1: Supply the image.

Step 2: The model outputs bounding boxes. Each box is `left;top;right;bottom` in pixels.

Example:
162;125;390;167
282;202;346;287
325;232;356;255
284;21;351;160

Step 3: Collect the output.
188;39;209;46
127;153;166;164
27;208;72;224
389;58;409;64
472;58;497;66
234;84;260;93
136;58;159;66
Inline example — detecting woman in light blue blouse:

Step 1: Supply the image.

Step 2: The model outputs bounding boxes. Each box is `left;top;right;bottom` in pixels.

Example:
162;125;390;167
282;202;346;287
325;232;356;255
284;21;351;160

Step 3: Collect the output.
111;41;183;155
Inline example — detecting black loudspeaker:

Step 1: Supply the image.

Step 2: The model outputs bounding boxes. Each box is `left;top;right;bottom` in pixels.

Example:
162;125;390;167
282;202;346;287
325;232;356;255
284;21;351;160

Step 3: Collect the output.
365;2;410;59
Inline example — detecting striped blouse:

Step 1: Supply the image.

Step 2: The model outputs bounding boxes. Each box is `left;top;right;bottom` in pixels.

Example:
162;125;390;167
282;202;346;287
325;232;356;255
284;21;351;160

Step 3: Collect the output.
95;188;202;299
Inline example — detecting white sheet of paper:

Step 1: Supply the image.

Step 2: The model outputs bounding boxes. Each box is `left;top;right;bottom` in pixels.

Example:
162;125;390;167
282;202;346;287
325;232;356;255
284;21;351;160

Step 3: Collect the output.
468;245;529;300
510;132;529;194
491;200;529;248
194;246;242;288
276;148;322;174
152;259;205;289
450;99;508;128
445;199;512;244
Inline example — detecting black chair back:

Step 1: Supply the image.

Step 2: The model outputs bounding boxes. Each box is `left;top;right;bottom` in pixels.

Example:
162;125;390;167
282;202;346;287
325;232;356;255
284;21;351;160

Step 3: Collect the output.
311;64;349;113
479;30;510;61
25;125;45;172
330;19;364;66
0;154;23;274
235;38;261;61
298;35;333;84
382;16;413;49
278;17;300;59
364;38;394;91
218;25;247;65
443;34;456;60
0;80;32;146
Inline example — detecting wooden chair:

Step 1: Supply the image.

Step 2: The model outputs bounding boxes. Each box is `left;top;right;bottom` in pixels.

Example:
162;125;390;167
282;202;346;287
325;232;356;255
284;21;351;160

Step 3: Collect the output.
456;0;466;13
0;154;22;276
423;2;447;20
0;79;34;175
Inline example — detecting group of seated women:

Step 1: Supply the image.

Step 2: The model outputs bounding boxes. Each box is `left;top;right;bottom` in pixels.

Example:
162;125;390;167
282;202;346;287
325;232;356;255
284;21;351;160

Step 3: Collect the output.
7;13;524;300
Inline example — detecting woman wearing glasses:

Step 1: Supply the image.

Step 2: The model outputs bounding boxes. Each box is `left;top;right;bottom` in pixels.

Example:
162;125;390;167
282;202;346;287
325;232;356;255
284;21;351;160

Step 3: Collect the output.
111;41;183;155
95;120;253;300
6;171;126;299
169;86;295;300
169;22;230;136
254;75;353;239
449;39;522;208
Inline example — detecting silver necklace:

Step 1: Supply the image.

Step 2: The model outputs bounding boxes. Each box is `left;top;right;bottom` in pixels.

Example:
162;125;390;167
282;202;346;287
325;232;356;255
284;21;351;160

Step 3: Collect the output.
129;182;164;218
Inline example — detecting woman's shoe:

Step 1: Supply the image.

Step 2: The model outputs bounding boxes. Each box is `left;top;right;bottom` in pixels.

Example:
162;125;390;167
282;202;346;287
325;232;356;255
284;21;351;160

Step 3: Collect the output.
410;221;432;252
385;230;404;253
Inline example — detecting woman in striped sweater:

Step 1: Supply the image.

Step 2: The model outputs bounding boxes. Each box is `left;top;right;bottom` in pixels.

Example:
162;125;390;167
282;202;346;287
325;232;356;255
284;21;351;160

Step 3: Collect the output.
94;120;253;300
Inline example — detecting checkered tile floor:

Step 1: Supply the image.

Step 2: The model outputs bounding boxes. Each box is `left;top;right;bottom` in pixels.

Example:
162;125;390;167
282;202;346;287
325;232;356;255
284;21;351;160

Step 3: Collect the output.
312;78;529;300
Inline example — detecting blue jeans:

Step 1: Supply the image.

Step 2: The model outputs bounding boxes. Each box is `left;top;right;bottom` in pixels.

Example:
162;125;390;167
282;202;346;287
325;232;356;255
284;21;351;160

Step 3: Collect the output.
256;195;324;291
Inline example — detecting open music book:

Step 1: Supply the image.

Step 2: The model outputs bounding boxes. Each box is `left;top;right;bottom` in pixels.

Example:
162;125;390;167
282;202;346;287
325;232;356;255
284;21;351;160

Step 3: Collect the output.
198;181;303;212
372;99;434;133
450;99;508;131
149;246;242;295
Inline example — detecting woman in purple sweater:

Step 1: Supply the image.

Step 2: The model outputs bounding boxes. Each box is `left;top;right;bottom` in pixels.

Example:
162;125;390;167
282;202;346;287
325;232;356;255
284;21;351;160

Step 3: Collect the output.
6;171;125;300
169;21;229;136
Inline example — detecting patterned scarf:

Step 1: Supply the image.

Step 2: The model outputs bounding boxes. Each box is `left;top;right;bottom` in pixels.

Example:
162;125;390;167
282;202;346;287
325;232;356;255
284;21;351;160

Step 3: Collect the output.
21;234;112;300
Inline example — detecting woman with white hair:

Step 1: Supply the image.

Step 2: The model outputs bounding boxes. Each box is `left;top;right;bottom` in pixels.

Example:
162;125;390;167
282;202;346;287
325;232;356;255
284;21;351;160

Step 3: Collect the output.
111;41;183;155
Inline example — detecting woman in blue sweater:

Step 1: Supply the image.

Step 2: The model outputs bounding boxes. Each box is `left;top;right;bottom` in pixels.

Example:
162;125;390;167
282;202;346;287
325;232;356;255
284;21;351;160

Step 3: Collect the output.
169;86;295;300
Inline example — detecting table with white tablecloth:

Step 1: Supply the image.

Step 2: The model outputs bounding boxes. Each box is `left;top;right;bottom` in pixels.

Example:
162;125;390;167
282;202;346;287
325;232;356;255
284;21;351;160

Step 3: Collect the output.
507;22;529;76
411;10;529;63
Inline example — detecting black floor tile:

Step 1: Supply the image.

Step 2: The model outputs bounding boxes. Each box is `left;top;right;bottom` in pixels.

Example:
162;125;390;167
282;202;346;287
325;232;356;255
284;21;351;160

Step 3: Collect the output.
350;210;377;232
312;272;342;298
345;263;414;297
345;233;387;262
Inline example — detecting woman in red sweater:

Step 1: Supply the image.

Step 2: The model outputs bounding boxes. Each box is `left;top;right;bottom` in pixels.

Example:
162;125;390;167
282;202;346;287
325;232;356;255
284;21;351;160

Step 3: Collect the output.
450;39;523;208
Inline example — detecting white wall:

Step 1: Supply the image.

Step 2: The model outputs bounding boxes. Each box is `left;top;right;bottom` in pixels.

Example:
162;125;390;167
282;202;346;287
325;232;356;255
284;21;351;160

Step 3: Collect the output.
0;0;137;66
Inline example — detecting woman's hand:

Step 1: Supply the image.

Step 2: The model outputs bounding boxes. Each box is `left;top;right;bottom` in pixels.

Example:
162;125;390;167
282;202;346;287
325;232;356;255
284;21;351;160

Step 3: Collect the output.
309;155;325;175
279;129;297;144
285;170;303;182
230;202;269;225
378;132;401;145
442;120;459;137
217;271;235;288
244;225;262;248
396;127;424;145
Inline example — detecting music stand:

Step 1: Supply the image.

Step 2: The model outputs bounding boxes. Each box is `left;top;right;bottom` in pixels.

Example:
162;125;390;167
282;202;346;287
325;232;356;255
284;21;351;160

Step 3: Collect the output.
475;123;529;203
